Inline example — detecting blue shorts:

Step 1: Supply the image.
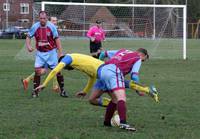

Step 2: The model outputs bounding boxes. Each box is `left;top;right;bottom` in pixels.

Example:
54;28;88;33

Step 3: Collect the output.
94;64;125;92
35;49;58;69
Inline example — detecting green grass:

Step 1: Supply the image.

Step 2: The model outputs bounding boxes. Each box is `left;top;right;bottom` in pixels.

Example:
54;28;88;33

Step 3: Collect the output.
1;39;200;139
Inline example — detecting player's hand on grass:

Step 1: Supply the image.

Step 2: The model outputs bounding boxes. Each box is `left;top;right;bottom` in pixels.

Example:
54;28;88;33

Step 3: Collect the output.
34;85;45;92
76;91;87;98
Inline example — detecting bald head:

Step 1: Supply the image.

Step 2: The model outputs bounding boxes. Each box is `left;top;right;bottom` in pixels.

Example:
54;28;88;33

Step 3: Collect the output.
39;11;48;26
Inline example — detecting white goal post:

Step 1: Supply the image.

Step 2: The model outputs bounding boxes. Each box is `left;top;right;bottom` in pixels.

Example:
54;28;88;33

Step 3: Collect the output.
41;2;187;59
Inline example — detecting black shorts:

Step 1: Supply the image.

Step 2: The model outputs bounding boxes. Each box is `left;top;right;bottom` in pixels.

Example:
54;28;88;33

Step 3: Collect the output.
89;41;102;53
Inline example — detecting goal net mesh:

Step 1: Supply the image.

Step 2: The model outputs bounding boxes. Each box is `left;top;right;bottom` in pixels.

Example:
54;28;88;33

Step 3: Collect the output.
30;2;185;59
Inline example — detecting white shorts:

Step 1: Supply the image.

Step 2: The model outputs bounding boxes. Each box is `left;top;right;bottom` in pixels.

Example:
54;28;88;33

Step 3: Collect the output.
35;49;58;69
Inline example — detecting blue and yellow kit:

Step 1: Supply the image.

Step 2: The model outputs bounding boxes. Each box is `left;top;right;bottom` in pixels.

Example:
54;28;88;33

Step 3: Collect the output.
42;53;151;95
42;53;104;93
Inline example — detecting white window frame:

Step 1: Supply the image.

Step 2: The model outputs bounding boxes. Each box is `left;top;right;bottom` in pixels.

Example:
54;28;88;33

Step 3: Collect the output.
18;19;30;22
20;3;29;14
3;3;10;11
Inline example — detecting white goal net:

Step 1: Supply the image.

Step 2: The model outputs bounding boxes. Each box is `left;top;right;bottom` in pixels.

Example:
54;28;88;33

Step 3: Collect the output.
32;2;186;59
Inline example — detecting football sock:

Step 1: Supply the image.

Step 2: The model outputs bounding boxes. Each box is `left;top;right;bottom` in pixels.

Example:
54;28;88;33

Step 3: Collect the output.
56;72;64;92
104;101;117;125
33;75;40;94
25;72;35;82
117;100;127;124
98;97;111;107
129;80;150;94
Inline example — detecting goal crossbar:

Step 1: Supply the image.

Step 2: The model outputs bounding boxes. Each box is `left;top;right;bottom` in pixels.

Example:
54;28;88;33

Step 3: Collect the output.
41;2;186;10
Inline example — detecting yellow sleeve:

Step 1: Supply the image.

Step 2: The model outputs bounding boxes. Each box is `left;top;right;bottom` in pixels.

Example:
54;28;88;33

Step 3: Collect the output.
129;80;150;94
42;62;65;87
83;77;96;94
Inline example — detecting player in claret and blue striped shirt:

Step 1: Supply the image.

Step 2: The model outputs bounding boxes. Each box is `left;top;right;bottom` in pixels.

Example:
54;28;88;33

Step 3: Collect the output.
25;11;67;98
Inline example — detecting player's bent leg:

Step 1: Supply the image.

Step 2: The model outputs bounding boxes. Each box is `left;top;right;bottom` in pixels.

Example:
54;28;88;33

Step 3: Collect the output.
56;72;68;97
21;72;35;91
129;80;150;93
129;80;159;102
104;100;117;127
100;97;111;107
47;49;68;97
89;89;103;105
52;76;60;93
89;89;110;107
24;72;35;82
112;89;126;123
35;68;46;76
32;68;42;98
112;89;136;132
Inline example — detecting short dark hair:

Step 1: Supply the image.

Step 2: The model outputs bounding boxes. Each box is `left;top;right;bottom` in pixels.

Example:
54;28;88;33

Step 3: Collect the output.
39;11;48;16
137;48;149;59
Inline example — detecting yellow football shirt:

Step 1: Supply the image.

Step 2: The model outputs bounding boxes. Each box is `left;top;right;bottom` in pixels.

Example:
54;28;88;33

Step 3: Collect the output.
42;53;104;93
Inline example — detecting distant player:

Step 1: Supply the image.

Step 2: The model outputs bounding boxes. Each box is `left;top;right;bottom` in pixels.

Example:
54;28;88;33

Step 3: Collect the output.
34;52;158;131
87;20;105;58
22;16;60;92
25;11;67;97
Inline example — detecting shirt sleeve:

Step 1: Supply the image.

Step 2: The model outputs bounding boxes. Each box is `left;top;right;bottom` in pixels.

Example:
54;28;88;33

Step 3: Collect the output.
48;22;59;39
130;59;142;83
27;22;39;38
61;55;73;65
99;51;106;61
83;77;96;93
42;62;65;87
106;50;118;59
87;26;94;38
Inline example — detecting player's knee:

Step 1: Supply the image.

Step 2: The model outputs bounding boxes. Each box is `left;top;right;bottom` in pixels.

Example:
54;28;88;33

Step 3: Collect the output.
113;90;126;102
35;68;45;76
56;72;62;76
117;97;126;102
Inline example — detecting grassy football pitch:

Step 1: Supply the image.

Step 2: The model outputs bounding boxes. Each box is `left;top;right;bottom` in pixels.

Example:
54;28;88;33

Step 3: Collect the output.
1;39;200;139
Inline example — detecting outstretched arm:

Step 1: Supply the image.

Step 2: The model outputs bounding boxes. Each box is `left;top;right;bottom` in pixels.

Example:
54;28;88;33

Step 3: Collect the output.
76;77;96;97
25;37;34;52
55;38;63;58
34;62;66;92
99;50;118;61
43;62;65;87
125;80;149;94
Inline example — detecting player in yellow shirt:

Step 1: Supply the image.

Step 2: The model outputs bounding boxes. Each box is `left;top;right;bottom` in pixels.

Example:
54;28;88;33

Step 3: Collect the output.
35;53;157;98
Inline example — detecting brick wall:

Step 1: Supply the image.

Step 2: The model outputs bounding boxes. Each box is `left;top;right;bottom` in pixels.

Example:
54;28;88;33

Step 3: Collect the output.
0;0;33;29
